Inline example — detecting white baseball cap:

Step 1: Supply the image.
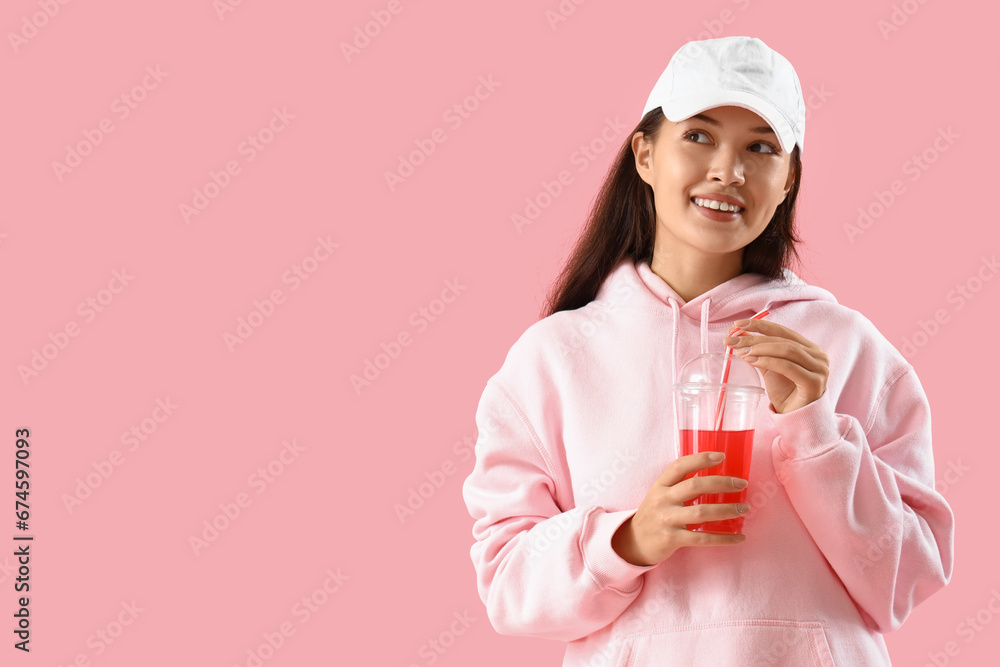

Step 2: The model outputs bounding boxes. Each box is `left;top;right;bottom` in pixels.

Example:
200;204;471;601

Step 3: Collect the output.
641;36;806;156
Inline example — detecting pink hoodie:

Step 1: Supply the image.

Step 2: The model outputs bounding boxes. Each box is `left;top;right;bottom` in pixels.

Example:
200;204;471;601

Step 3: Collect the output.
462;258;954;666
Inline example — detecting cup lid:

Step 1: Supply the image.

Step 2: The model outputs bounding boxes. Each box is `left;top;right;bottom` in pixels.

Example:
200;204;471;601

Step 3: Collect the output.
673;352;764;393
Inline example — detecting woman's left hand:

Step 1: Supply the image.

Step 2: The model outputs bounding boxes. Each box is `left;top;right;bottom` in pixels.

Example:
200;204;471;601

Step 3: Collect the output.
723;319;830;415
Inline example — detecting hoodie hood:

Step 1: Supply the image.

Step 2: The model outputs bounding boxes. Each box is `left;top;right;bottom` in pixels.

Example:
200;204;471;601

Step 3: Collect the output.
594;258;839;386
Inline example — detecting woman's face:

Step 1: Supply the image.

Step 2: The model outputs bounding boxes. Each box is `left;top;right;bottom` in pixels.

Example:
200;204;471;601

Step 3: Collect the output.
632;105;796;266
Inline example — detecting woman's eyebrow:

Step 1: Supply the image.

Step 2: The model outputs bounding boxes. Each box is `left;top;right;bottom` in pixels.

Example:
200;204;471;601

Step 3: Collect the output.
687;113;776;137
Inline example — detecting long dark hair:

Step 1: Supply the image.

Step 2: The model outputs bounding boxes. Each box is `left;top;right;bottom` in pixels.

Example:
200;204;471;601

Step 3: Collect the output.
540;108;803;318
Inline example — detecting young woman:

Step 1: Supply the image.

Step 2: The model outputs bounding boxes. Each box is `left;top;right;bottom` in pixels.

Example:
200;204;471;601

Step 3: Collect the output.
462;36;954;666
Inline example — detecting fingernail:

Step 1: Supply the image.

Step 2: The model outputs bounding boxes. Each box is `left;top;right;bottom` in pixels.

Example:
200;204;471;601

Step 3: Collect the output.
732;478;748;489
743;355;759;363
737;504;750;513
734;320;749;326
709;452;725;461
735;347;749;355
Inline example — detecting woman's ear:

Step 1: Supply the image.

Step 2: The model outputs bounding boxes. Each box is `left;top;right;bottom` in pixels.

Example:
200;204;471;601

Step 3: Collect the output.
633;132;653;186
784;159;795;193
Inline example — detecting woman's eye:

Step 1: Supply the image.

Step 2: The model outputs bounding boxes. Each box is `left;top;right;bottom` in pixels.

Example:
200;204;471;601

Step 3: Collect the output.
749;142;779;154
685;132;779;155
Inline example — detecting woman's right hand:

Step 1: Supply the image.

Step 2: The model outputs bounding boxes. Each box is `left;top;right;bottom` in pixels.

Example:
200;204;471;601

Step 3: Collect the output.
611;452;749;567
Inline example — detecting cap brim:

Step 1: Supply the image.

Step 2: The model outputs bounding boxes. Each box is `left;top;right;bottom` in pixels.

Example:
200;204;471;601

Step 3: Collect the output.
661;90;798;155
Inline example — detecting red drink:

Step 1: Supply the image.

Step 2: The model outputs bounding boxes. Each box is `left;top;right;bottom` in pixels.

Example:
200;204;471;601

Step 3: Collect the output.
679;428;754;534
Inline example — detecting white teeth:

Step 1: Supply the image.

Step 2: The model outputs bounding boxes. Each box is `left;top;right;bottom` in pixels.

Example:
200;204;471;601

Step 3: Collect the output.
694;197;743;213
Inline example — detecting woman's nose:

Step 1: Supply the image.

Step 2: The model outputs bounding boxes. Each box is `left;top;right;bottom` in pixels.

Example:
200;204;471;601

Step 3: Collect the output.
707;145;745;184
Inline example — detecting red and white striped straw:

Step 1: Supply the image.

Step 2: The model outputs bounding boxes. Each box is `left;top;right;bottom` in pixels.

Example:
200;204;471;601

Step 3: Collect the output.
714;308;769;431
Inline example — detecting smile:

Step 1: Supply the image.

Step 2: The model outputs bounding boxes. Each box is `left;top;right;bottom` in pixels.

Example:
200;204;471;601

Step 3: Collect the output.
692;197;744;213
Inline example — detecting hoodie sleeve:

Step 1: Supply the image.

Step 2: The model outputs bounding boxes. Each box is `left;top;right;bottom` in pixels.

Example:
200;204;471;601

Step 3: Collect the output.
462;379;658;641
768;363;955;633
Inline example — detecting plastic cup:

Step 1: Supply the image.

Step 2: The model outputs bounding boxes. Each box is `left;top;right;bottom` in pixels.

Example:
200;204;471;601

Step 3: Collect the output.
673;353;765;534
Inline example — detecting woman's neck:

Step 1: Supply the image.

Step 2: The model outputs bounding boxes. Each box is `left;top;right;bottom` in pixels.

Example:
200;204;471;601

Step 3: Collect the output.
649;252;743;304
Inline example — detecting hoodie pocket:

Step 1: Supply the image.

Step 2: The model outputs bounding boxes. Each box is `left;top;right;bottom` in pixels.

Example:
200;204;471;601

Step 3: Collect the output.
620;620;836;667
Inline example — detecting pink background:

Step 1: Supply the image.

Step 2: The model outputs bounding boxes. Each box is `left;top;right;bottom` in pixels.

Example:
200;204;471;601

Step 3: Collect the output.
1;0;995;665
